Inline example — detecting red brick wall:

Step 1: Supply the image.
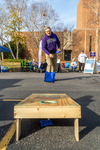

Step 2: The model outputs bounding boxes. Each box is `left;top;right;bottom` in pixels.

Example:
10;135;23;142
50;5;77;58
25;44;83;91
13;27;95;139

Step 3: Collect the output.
74;0;100;61
77;0;83;28
77;0;100;29
20;31;64;62
72;28;100;61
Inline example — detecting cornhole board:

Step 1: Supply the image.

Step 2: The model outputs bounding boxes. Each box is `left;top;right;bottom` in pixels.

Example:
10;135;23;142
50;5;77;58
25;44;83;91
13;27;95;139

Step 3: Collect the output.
14;94;81;141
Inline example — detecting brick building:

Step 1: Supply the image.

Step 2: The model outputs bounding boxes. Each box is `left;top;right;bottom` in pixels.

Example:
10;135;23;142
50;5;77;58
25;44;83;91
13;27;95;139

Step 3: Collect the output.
20;31;72;62
72;0;100;61
19;0;100;62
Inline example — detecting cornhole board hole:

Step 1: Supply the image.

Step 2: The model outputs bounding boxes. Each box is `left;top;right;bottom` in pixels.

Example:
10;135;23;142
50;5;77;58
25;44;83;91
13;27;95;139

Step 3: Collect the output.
14;94;81;141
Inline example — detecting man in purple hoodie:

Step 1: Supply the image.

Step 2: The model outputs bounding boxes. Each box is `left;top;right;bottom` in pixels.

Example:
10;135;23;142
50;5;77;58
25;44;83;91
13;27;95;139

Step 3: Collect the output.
42;26;61;72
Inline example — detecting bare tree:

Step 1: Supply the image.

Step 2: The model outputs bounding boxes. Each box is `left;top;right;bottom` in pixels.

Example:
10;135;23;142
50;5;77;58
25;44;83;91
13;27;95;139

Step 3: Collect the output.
52;23;74;60
24;1;59;51
0;6;5;59
5;0;27;59
53;23;74;47
0;0;27;59
85;0;99;60
0;5;16;59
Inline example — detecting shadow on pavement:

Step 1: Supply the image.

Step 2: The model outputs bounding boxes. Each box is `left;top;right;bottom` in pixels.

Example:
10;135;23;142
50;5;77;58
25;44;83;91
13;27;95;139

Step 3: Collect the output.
75;95;100;140
0;79;23;91
0;100;18;121
0;122;13;141
0;95;4;97
56;76;99;81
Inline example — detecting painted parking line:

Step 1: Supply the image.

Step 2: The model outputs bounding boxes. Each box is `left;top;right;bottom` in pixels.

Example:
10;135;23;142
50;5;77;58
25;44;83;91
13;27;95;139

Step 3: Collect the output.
0;99;22;149
0;120;16;150
3;99;23;102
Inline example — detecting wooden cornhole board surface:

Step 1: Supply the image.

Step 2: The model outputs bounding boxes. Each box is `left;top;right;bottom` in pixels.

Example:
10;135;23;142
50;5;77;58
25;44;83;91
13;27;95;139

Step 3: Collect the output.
14;94;81;141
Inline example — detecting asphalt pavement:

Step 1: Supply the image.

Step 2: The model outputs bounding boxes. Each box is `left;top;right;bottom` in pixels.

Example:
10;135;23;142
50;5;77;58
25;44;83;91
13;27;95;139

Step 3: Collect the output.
0;72;100;150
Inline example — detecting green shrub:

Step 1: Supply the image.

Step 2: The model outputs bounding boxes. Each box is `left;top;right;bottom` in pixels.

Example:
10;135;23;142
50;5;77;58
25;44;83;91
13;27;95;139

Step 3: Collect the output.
4;59;23;62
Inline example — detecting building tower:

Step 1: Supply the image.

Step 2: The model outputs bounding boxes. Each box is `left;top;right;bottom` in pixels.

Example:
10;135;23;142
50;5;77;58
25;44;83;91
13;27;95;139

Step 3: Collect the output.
73;0;100;61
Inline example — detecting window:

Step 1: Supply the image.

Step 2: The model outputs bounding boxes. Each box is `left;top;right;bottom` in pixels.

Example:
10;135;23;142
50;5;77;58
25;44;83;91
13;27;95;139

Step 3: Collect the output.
64;50;71;61
89;34;92;52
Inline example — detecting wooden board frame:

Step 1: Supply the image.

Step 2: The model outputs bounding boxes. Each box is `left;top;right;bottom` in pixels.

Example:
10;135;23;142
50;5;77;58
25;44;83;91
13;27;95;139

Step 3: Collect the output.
14;94;81;141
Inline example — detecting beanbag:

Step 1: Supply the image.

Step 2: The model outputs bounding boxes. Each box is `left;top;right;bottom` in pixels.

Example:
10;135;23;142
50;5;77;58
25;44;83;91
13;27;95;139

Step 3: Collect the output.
40;120;54;127
44;71;55;83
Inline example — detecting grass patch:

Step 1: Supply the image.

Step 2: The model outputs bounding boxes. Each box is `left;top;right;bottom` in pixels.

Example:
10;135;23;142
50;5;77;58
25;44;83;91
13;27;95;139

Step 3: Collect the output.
4;59;24;62
1;61;21;72
1;59;32;72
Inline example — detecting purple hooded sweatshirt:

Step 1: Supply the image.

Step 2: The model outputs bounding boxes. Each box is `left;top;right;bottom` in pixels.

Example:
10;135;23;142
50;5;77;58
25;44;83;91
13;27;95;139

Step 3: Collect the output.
42;32;60;55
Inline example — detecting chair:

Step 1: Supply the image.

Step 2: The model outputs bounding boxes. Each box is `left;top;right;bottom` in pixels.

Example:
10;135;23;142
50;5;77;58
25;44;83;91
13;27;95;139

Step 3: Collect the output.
21;60;30;72
30;61;39;72
29;61;32;71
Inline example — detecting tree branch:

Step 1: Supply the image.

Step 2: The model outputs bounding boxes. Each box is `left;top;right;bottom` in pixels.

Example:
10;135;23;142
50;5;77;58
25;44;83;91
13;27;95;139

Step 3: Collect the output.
85;1;96;13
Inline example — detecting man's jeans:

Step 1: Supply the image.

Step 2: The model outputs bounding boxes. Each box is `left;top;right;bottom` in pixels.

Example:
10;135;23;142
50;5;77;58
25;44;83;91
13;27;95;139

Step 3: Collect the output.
70;66;77;72
79;62;85;71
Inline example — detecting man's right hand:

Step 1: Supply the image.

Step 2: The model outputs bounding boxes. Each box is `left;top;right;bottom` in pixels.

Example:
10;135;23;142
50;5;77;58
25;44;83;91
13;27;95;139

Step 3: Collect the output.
49;54;54;58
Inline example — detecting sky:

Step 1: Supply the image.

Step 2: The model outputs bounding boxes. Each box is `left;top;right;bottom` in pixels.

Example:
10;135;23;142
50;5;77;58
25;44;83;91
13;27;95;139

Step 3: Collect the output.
32;0;79;29
0;0;79;29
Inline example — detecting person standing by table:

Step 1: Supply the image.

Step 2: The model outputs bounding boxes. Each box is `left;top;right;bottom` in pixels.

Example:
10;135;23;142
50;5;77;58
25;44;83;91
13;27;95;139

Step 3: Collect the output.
78;50;87;72
42;26;61;72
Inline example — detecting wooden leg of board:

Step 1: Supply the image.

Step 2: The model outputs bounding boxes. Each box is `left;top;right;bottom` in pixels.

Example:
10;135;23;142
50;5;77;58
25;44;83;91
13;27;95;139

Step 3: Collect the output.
74;118;79;141
16;119;21;141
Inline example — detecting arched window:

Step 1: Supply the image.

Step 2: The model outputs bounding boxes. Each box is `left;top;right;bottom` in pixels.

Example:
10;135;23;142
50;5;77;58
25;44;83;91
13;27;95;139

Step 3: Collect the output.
89;34;92;52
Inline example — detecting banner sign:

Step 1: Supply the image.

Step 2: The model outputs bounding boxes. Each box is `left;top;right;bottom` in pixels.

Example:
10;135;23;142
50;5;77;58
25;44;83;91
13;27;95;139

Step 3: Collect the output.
90;52;96;57
84;58;98;74
38;40;42;69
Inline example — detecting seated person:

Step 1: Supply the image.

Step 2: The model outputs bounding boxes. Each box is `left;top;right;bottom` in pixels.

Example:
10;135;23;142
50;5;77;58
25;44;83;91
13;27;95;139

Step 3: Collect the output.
70;58;77;72
98;60;100;63
31;58;38;70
